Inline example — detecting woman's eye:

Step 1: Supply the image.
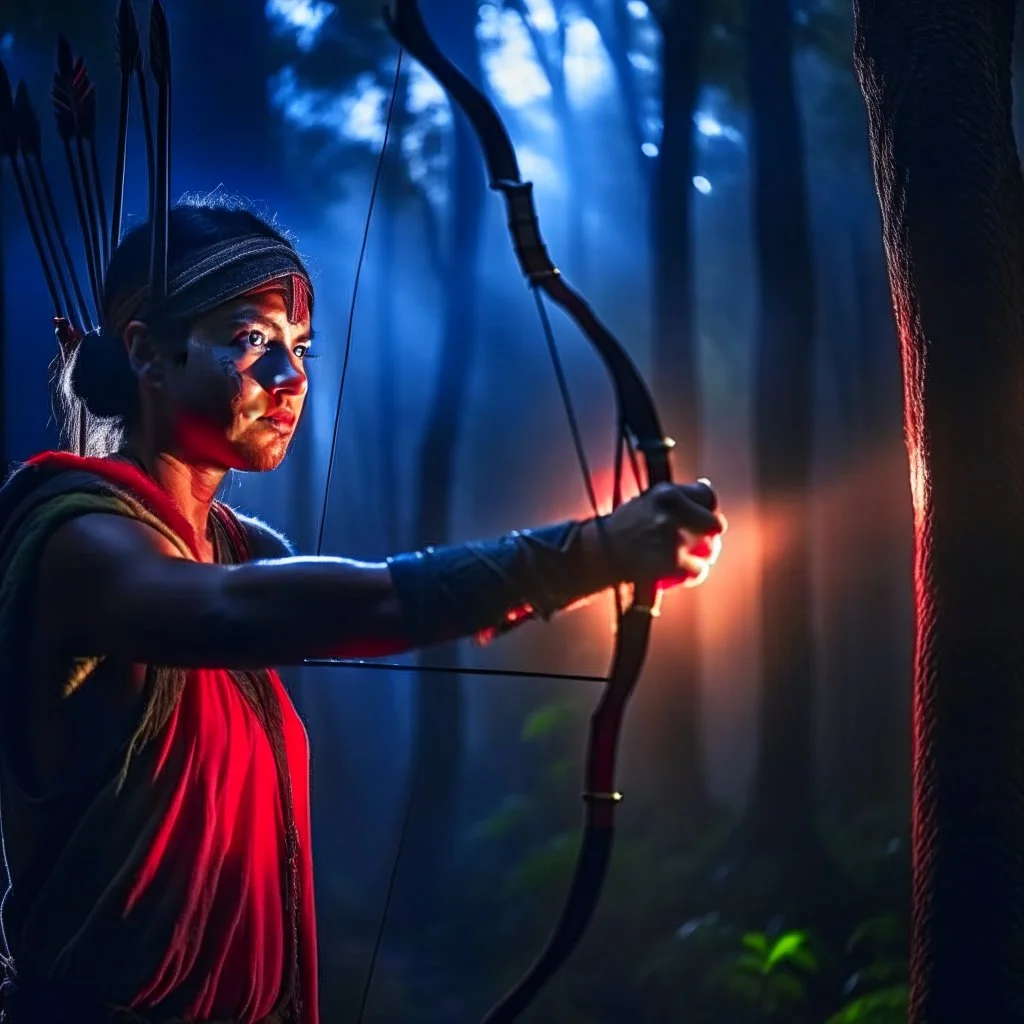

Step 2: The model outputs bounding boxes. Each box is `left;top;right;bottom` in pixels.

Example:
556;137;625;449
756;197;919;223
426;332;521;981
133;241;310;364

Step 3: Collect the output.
294;344;309;359
245;329;267;349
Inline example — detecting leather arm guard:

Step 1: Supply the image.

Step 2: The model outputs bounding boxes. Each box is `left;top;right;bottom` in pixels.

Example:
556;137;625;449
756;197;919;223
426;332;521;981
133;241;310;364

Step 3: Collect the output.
386;519;616;648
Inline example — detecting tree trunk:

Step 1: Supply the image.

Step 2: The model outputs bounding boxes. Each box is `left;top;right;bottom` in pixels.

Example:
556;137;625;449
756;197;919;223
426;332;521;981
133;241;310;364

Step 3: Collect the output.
397;0;486;932
517;2;587;275
1013;8;1024;155
742;0;818;849
854;1;1024;1018
645;0;712;832
583;0;651;181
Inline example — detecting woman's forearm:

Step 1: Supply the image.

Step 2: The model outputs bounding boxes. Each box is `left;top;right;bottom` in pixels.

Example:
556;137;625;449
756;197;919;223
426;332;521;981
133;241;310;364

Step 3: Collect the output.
141;519;612;668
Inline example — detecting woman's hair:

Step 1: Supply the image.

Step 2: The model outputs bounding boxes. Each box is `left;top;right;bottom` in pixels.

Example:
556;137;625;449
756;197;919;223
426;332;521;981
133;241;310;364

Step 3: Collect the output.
56;196;308;453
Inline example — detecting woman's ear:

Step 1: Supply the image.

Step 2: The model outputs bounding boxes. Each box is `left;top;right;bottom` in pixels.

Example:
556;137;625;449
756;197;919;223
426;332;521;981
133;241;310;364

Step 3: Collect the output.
123;320;166;388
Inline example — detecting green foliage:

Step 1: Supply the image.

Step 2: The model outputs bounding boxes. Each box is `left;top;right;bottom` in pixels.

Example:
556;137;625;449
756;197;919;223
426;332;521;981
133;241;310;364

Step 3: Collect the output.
707;929;819;1019
828;915;908;1024
454;700;912;1024
521;699;576;741
822;805;909;890
826;985;908;1024
846;914;905;958
469;791;535;841
505;831;579;901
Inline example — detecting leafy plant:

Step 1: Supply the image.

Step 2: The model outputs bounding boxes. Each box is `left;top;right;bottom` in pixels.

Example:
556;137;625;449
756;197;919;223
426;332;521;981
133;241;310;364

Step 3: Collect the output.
826;985;908;1024
708;928;819;1019
827;915;908;1023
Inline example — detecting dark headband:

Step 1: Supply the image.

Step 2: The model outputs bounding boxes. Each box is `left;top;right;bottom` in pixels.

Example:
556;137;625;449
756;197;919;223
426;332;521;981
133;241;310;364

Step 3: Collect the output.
104;234;314;340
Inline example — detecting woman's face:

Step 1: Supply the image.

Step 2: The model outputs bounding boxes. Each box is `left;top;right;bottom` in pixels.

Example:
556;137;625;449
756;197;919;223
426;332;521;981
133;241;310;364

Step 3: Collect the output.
147;287;314;472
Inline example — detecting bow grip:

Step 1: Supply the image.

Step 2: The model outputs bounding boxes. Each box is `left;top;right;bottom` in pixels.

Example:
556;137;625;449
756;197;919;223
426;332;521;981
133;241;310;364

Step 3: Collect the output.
493;179;559;284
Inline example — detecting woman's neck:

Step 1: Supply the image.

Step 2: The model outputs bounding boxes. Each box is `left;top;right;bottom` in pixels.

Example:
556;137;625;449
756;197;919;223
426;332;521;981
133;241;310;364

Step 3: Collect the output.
118;436;227;552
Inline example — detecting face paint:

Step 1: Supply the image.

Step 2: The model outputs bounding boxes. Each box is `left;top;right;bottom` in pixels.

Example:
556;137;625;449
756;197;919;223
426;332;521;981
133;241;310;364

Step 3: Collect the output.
217;353;244;400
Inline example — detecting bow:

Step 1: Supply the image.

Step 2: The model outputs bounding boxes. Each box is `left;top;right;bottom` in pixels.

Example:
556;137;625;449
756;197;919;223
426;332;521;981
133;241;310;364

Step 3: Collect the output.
318;2;676;1020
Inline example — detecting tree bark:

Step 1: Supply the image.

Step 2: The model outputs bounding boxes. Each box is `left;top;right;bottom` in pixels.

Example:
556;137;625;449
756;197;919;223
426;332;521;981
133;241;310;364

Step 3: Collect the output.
855;1;1024;1018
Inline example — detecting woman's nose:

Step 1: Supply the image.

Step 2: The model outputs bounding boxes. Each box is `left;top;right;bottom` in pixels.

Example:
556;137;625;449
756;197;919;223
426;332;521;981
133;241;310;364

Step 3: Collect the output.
258;346;307;395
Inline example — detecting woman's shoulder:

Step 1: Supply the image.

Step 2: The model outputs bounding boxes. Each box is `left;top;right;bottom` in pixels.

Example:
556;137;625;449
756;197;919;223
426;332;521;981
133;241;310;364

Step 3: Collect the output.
217;506;295;561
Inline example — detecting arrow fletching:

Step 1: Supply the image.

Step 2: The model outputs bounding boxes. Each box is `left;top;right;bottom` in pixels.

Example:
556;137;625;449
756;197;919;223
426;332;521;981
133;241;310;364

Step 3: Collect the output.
116;0;142;76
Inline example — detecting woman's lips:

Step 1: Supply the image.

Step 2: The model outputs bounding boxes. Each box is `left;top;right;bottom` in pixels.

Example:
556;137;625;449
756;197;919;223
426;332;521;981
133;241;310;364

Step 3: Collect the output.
260;411;296;431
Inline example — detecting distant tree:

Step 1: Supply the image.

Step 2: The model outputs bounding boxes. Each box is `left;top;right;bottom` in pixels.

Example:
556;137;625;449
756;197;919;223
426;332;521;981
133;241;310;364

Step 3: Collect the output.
792;0;912;817
646;0;712;833
504;0;588;273
587;0;854;833
269;0;447;212
269;0;450;549
816;196;912;814
712;0;855;922
744;0;817;854
374;67;412;552
395;0;489;933
275;0;489;933
584;0;713;831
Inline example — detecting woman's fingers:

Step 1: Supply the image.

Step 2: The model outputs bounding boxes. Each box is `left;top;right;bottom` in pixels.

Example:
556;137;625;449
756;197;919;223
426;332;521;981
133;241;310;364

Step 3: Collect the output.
650;482;722;534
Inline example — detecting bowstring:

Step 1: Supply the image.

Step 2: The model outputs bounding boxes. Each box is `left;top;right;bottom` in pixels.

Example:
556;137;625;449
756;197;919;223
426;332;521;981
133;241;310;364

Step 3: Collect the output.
533;288;640;627
351;51;406;1024
624;432;643;492
306;658;608;684
316;52;405;557
612;422;627;623
531;289;602;521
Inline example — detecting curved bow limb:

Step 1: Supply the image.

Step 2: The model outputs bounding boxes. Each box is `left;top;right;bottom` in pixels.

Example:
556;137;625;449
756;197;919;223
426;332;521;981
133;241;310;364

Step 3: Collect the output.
383;2;676;1019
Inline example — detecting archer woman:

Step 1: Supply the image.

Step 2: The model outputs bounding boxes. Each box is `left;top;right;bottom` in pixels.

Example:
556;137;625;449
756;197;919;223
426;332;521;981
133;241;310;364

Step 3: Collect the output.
0;199;725;1024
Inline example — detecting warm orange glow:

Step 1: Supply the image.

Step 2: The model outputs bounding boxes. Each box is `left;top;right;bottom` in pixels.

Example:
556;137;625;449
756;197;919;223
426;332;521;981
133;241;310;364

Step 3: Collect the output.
680;520;726;588
582;464;644;515
536;443;911;660
700;443;910;655
454;440;913;810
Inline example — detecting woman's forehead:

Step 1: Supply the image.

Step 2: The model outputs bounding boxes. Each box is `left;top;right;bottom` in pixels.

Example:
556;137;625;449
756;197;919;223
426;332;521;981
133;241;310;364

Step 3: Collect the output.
214;288;311;329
